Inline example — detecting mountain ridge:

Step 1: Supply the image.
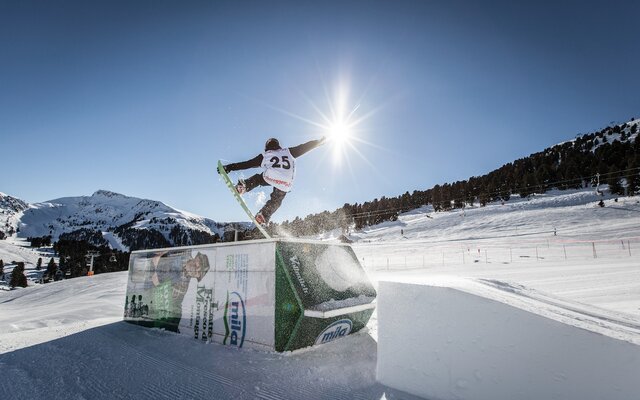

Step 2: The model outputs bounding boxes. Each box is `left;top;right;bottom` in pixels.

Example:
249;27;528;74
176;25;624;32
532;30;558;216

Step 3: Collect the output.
0;190;242;251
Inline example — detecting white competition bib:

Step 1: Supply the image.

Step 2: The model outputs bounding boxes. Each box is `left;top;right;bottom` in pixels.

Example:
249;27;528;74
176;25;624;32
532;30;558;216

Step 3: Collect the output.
261;148;296;192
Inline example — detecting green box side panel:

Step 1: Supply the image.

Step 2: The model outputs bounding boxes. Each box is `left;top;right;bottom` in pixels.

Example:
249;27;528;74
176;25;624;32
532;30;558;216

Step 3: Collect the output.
276;241;377;310
285;308;375;352
275;250;303;352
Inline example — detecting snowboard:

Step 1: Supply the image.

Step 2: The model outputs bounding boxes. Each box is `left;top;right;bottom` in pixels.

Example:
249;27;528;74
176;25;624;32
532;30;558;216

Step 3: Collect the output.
217;160;271;239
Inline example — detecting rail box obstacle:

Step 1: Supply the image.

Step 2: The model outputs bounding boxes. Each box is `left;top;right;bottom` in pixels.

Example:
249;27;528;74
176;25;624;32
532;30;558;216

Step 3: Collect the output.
123;239;376;352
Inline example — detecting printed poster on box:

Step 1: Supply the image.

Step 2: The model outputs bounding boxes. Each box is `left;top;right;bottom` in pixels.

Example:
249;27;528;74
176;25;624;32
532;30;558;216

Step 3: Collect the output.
124;242;276;351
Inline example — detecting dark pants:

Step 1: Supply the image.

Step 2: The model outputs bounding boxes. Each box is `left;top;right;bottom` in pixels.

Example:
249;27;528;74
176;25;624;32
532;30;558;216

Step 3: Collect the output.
244;173;287;222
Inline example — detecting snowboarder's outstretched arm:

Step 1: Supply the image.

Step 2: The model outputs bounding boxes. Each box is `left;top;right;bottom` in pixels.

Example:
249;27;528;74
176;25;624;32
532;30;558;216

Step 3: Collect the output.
222;154;264;173
221;136;325;173
289;137;326;158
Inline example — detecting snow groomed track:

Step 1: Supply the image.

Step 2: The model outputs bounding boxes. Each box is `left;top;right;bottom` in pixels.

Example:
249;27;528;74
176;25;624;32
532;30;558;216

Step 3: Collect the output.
0;272;419;400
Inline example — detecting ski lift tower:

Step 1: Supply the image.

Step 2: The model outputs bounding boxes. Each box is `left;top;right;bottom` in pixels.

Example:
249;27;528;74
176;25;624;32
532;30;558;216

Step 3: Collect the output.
85;251;100;276
595;173;604;196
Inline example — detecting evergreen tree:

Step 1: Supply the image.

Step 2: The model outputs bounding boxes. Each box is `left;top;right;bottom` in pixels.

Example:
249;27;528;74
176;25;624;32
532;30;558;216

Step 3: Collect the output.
10;262;28;288
608;178;625;195
519;173;538;198
36;257;42;270
0;259;4;279
431;185;443;211
479;192;489;207
499;186;511;202
627;173;640;196
626;158;640;195
46;258;57;277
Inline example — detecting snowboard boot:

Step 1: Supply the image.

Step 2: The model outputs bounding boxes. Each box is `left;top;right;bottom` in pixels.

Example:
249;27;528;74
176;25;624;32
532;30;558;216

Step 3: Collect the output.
235;179;246;195
255;212;267;226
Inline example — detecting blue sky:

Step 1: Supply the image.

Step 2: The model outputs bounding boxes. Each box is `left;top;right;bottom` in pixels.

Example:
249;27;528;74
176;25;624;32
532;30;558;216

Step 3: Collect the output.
2;0;639;223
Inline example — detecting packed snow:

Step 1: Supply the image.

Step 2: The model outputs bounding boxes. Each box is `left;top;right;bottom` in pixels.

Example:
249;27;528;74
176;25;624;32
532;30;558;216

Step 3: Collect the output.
0;272;416;400
1;188;639;399
376;280;640;400
0;237;55;290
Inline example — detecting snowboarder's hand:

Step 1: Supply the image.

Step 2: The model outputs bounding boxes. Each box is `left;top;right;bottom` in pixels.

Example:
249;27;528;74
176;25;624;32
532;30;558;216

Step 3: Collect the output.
318;136;327;145
218;165;229;174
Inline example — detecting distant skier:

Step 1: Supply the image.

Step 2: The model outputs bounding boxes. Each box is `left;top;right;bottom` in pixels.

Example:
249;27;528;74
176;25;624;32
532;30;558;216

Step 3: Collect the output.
220;136;326;225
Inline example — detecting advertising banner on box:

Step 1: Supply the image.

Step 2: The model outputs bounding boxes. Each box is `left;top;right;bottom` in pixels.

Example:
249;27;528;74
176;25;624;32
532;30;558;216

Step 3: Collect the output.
273;241;376;351
125;242;276;350
124;239;375;352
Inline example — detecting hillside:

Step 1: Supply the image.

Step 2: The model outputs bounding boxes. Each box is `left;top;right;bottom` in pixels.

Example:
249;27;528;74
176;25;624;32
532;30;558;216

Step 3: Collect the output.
348;188;640;316
277;118;640;237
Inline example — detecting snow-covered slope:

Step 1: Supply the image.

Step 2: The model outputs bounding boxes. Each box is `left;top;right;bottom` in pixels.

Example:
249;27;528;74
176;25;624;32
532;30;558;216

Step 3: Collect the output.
376;278;640;400
0;272;418;400
347;187;640;244
0;271;126;353
1;188;639;399
0;238;48;268
347;188;640;318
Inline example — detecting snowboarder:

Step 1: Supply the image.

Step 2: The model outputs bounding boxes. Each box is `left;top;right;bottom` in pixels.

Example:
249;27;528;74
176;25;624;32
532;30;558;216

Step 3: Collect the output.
220;136;326;225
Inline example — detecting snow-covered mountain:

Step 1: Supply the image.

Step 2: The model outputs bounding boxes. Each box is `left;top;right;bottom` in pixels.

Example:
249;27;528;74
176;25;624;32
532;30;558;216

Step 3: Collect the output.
555;118;639;150
1;190;238;251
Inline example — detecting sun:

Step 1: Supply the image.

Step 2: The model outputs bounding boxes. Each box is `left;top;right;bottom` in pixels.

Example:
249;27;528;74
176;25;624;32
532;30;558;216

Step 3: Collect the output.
325;119;356;165
328;121;352;146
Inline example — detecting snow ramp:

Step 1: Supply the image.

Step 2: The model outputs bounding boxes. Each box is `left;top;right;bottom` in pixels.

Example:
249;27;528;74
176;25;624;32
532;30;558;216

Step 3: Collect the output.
124;239;376;352
376;277;640;400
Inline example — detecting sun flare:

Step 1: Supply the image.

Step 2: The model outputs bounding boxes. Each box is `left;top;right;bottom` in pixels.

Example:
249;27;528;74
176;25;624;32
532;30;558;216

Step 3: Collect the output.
328;121;352;146
326;120;353;165
256;76;383;174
